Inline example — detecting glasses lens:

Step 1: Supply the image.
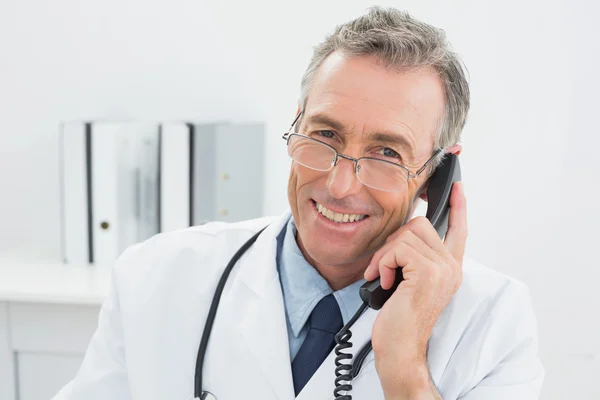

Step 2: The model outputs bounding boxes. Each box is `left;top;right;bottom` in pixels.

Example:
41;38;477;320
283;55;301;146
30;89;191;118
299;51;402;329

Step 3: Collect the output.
287;134;335;171
357;158;409;192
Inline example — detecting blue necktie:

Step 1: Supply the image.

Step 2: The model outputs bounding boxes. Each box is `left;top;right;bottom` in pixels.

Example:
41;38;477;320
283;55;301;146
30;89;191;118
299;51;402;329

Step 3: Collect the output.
291;293;343;396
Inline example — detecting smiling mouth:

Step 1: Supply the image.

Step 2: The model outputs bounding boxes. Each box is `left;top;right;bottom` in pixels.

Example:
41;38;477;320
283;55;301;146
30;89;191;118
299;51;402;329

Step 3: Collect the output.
312;200;369;223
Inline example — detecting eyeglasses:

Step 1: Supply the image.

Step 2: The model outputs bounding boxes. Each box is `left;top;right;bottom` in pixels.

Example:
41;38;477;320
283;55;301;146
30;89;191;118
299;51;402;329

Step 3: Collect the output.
282;112;442;192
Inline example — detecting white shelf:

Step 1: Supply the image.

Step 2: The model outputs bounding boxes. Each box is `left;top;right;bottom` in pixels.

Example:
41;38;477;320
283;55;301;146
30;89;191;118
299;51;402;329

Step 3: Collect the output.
0;253;111;305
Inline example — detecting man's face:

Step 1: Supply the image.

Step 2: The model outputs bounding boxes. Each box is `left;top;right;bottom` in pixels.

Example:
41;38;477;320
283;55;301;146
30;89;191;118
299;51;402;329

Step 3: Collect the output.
288;52;446;271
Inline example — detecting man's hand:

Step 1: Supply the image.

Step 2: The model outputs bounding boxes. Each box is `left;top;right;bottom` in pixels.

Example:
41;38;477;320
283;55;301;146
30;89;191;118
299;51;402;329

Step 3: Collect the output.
363;182;468;399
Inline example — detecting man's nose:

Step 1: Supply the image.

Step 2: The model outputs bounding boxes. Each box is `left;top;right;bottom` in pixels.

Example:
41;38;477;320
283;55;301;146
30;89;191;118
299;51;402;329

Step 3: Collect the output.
326;156;363;199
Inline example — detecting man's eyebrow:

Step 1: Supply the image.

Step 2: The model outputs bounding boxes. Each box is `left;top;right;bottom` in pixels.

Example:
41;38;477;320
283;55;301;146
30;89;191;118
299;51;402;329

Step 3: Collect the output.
305;113;346;132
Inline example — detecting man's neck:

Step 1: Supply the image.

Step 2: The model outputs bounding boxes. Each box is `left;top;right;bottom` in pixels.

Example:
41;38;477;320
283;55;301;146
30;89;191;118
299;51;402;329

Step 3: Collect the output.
314;263;367;291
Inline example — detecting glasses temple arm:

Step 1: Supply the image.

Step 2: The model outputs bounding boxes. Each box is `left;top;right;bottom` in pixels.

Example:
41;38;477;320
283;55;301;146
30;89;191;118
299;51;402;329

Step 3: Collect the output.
282;111;303;140
414;149;444;176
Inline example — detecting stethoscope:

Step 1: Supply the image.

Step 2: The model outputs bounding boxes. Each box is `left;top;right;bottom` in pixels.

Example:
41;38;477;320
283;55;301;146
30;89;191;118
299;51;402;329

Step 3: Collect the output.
193;227;374;400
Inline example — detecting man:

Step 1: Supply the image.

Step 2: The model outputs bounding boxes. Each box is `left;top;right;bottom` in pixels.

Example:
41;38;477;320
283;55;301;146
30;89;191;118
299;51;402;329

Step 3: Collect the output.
53;7;544;400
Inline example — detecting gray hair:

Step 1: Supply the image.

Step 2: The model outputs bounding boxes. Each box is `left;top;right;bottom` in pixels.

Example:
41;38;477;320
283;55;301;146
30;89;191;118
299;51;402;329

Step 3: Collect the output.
299;6;470;167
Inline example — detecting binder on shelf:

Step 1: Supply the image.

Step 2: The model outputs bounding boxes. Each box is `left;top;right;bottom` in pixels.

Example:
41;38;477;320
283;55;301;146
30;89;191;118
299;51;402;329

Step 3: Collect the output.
159;122;192;232
191;122;265;225
133;123;161;242
158;121;265;229
91;121;123;266
59;121;90;265
59;121;160;266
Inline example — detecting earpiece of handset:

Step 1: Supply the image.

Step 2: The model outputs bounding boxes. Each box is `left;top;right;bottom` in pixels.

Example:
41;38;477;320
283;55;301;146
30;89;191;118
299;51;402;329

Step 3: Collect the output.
359;268;404;310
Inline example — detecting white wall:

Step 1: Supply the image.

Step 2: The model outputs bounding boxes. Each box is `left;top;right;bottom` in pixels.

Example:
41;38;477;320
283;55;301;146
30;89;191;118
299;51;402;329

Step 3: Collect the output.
0;0;598;398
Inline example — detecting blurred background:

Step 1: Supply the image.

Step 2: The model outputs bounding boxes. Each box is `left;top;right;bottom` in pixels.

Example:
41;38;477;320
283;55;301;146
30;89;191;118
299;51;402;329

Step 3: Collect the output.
0;0;598;399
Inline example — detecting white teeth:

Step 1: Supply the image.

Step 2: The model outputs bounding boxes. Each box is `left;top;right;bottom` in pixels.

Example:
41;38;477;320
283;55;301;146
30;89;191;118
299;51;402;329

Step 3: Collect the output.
315;203;366;223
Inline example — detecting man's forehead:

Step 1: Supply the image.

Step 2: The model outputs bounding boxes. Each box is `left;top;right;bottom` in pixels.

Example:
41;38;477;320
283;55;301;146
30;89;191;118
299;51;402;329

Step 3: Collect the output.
304;54;444;148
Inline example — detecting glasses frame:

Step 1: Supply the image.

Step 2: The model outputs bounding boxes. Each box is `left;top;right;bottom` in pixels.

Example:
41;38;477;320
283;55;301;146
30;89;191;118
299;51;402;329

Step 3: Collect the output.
281;111;442;191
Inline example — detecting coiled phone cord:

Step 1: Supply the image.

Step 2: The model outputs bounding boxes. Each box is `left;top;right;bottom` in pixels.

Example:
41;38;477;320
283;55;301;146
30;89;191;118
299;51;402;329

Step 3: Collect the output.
333;302;369;400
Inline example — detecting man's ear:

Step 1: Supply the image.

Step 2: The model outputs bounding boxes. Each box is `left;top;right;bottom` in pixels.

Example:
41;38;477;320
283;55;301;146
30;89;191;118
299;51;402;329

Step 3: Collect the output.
414;178;429;203
446;144;462;156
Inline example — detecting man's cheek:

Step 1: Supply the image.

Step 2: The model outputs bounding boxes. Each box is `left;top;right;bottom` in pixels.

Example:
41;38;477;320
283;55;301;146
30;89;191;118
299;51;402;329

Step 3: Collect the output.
378;196;410;230
291;166;319;196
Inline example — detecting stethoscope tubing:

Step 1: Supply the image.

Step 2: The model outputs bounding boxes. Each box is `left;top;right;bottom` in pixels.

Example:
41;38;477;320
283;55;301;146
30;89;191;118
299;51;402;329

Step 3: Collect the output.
193;226;371;399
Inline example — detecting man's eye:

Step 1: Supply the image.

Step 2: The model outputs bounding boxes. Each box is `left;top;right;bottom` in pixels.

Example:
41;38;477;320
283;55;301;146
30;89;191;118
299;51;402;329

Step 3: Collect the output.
316;130;335;139
377;147;401;160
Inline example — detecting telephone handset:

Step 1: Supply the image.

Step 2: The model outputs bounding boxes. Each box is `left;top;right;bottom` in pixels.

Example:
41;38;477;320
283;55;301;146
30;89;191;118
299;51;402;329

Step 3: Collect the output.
359;153;462;310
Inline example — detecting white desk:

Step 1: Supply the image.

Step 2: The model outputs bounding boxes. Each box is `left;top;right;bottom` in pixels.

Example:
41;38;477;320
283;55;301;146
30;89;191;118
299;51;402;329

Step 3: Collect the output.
0;254;111;400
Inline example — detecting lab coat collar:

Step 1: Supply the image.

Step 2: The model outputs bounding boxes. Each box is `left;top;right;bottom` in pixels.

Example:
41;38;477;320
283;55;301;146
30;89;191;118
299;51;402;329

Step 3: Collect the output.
234;210;296;400
235;209;292;298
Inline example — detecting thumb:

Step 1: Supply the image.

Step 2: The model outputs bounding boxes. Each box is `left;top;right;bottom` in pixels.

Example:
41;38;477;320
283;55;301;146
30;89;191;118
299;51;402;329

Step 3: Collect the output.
444;182;468;262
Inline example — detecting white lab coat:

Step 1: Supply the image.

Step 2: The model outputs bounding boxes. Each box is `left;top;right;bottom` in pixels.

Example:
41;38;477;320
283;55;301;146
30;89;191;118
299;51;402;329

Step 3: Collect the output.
52;211;544;400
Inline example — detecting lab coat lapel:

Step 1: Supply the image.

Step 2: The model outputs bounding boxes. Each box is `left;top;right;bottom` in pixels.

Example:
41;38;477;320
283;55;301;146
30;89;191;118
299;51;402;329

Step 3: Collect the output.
296;307;380;400
234;212;295;400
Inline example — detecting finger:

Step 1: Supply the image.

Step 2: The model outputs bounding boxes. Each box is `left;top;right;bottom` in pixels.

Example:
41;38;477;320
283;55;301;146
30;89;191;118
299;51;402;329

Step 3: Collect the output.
365;238;398;281
383;214;434;245
444;182;468;263
379;262;397;290
365;232;411;280
365;227;444;281
377;242;420;289
404;216;446;253
366;239;398;279
389;230;443;266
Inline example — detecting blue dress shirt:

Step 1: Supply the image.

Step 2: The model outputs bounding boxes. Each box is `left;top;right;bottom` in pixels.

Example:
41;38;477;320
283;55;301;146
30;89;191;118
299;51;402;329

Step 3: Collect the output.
276;216;367;361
